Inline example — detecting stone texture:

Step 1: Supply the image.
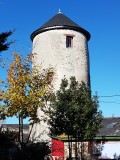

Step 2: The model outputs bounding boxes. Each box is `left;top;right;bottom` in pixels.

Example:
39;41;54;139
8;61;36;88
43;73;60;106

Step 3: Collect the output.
30;26;90;142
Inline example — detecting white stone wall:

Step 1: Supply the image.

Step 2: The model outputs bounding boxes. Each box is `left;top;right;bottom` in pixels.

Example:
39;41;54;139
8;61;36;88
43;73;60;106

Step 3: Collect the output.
30;29;90;142
32;29;90;90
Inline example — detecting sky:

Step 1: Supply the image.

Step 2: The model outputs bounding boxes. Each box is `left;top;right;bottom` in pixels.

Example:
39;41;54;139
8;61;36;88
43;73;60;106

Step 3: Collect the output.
0;0;120;124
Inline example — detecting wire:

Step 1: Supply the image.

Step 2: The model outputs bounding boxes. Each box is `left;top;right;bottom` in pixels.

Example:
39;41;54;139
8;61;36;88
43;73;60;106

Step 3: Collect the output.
99;95;120;98
100;101;120;104
98;95;120;104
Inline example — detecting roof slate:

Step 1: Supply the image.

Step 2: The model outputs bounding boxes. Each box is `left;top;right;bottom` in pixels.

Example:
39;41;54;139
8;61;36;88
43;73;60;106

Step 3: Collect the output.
98;117;120;136
30;13;90;41
1;124;29;130
40;13;81;29
2;118;120;139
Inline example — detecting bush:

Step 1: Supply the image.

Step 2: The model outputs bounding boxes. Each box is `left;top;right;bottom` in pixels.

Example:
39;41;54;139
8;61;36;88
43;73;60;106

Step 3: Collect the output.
0;129;19;160
0;128;51;160
16;142;51;160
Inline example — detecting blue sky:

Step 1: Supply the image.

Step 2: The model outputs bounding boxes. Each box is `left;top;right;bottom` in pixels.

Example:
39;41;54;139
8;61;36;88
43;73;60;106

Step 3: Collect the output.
1;0;120;123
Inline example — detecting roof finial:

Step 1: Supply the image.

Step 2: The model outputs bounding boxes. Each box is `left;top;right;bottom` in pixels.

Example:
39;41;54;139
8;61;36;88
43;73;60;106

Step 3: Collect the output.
58;9;62;14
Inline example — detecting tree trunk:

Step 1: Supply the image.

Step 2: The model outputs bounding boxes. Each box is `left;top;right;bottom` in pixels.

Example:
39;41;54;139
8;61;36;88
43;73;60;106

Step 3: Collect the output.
19;114;23;144
19;115;20;143
68;134;72;159
26;122;34;144
80;142;82;160
21;117;23;143
75;139;78;160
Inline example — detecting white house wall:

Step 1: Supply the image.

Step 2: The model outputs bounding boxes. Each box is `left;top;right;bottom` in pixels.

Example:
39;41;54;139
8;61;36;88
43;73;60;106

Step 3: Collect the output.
100;141;120;159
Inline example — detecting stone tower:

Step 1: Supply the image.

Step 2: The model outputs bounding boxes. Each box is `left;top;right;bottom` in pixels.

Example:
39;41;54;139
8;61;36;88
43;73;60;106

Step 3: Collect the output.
30;11;91;141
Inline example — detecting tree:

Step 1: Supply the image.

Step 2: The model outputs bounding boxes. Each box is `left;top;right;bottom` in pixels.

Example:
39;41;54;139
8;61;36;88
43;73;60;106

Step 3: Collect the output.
0;30;13;128
0;128;51;160
0;31;13;53
16;141;51;160
0;129;19;160
0;52;54;143
48;76;103;159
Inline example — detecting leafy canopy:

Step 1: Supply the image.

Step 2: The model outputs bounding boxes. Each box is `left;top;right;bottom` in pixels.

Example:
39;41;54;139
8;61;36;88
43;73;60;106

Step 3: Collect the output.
0;52;54;123
0;31;13;52
48;76;103;140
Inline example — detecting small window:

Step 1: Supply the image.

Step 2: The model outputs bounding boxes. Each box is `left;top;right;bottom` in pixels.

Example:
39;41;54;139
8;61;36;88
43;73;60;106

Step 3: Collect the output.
66;36;73;48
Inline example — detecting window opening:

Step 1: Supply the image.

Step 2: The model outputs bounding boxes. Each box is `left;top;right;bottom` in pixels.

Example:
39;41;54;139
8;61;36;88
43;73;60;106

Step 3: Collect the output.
66;36;73;48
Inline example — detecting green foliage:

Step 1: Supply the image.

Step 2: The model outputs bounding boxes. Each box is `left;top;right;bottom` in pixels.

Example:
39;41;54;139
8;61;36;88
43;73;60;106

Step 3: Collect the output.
0;129;19;160
16;142;50;160
0;52;54;123
0;128;17;147
0;129;50;160
48;76;103;140
0;31;13;52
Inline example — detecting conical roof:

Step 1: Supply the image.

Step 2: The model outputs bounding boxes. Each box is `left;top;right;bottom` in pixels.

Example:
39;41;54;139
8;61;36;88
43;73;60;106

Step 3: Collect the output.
31;12;90;41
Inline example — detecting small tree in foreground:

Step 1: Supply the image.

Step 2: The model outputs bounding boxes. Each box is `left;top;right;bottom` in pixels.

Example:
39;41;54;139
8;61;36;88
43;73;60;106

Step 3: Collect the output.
48;76;103;159
0;52;54;143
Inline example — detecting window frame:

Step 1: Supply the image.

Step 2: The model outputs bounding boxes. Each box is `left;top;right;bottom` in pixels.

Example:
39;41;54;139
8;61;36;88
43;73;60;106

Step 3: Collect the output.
65;34;74;48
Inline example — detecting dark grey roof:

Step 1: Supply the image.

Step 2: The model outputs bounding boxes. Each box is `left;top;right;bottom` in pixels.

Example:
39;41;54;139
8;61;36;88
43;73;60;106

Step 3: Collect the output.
98;117;120;137
31;13;90;41
1;124;29;130
1;124;29;142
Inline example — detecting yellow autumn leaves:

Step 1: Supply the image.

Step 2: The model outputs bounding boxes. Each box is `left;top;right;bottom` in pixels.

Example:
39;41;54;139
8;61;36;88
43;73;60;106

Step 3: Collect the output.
0;52;54;122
